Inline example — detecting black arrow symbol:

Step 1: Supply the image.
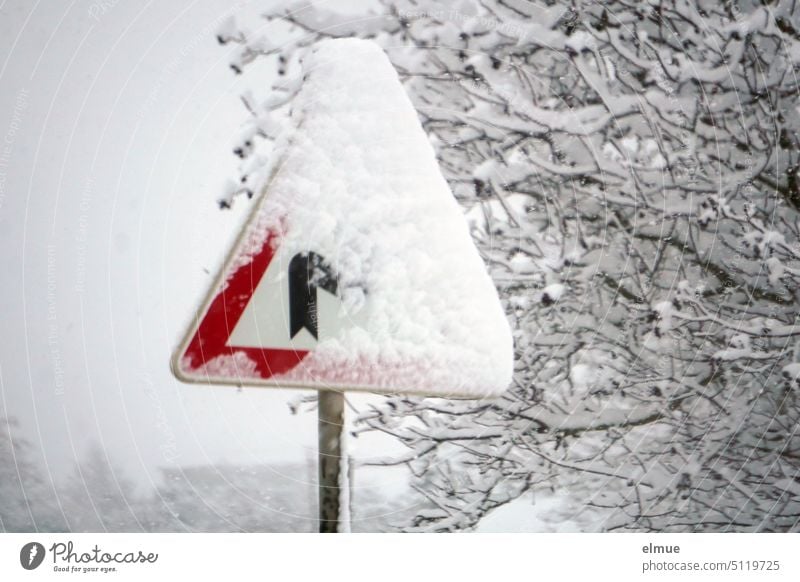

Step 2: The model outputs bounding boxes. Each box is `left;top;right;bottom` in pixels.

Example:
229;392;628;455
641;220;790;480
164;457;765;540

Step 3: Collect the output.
289;252;338;340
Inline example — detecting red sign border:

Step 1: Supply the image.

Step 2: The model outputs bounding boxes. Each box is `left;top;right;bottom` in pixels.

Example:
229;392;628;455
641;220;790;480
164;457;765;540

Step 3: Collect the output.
173;227;312;384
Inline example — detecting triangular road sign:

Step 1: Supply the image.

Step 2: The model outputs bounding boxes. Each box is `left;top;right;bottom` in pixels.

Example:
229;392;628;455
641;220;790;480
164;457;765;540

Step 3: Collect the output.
172;39;513;398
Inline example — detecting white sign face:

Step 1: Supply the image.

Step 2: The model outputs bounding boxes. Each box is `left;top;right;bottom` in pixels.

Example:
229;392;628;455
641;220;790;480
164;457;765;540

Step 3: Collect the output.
172;39;513;398
226;244;365;351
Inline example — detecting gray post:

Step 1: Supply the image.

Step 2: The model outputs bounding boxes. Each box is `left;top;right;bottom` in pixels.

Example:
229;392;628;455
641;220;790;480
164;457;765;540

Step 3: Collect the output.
318;390;345;533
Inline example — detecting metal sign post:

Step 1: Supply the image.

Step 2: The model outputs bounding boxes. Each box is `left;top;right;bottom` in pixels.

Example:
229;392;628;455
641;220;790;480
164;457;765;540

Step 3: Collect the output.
318;390;345;533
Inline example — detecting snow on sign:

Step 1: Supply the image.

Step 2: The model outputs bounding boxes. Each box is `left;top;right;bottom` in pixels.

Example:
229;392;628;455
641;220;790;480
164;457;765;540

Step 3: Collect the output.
172;39;513;398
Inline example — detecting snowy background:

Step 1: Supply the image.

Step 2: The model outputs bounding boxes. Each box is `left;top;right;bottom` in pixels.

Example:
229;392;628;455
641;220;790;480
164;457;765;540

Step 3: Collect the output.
2;0;800;532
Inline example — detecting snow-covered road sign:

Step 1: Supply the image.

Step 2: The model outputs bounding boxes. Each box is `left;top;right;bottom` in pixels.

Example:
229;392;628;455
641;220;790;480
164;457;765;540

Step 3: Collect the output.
172;39;513;398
